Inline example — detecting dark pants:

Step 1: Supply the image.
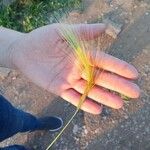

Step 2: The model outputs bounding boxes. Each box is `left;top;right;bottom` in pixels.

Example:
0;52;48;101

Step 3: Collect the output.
0;95;38;148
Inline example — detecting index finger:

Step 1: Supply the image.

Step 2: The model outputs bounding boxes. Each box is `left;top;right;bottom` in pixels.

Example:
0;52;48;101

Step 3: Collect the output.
92;52;138;79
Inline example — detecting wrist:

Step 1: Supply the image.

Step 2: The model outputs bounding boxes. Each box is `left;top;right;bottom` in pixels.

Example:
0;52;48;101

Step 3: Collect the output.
0;27;25;69
6;35;25;69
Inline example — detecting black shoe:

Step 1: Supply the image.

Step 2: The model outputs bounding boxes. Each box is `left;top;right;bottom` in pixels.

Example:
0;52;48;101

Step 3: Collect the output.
1;145;27;150
33;116;63;132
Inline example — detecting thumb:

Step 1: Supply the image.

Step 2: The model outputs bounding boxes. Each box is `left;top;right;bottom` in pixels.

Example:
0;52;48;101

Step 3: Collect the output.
71;23;107;40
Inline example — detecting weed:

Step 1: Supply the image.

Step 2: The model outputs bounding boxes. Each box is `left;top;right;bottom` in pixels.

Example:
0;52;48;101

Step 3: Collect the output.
0;0;81;32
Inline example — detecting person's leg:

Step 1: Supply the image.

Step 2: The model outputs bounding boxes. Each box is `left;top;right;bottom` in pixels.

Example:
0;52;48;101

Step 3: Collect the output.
0;95;63;149
0;95;39;142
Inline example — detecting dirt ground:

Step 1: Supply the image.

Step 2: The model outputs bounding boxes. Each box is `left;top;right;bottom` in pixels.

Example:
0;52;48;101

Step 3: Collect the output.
0;0;150;150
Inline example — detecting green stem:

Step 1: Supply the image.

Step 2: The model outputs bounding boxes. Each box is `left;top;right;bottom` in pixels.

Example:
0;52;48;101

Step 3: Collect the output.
46;109;79;150
46;85;91;150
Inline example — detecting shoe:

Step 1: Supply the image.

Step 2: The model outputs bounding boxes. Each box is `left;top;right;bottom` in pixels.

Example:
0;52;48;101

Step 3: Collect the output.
1;145;27;150
33;116;63;132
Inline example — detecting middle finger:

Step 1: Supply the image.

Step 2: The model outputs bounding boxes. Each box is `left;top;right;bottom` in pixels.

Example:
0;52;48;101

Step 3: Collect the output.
82;71;140;98
73;79;123;109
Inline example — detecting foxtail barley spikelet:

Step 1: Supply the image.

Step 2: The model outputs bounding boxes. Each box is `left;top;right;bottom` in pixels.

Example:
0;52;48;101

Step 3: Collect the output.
45;24;98;150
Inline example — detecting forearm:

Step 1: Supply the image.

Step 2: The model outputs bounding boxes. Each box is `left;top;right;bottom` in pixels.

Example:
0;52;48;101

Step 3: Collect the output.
0;27;24;69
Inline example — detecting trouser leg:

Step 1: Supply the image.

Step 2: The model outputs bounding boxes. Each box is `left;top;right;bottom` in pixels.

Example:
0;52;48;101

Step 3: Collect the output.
0;95;38;142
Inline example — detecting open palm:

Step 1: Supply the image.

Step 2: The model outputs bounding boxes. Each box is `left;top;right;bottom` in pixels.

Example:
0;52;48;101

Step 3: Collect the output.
12;24;140;114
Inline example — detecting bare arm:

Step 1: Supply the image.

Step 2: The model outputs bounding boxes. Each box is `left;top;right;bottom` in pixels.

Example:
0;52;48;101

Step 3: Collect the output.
0;27;24;68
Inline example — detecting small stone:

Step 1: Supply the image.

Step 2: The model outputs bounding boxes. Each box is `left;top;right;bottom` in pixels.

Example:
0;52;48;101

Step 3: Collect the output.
136;135;139;139
112;120;115;124
145;12;149;16
124;115;129;119
110;3;113;7
73;125;79;134
12;76;17;80
74;136;79;142
0;67;11;79
83;127;88;135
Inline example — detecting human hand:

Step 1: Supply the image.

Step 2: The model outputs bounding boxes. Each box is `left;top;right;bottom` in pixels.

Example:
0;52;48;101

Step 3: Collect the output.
11;24;140;114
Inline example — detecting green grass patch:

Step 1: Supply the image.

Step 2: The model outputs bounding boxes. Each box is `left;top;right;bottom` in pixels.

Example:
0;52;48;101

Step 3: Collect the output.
0;0;81;32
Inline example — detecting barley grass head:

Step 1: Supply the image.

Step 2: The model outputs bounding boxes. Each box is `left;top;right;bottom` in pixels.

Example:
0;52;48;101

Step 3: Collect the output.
45;24;97;150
